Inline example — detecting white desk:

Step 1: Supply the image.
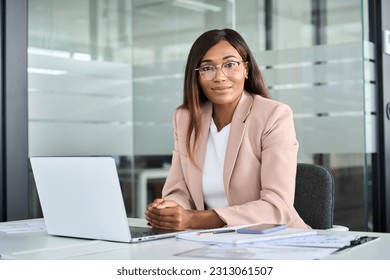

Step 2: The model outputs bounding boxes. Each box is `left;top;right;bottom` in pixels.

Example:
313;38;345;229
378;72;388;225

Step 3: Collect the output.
0;218;389;260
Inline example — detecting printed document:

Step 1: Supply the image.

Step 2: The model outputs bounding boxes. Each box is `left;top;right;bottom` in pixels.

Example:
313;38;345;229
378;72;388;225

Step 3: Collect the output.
177;228;317;245
176;244;339;260
0;220;46;234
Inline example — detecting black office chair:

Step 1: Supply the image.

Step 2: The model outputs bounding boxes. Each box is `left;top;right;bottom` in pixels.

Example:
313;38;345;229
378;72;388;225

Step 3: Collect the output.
294;163;334;229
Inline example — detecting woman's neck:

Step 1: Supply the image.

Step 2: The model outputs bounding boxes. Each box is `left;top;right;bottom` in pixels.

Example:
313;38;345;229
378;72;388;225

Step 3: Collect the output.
212;105;235;131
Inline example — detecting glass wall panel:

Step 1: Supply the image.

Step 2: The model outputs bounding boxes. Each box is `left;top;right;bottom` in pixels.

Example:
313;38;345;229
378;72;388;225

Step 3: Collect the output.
272;0;312;49
28;0;375;230
265;0;373;230
28;0;135;216
131;0;235;216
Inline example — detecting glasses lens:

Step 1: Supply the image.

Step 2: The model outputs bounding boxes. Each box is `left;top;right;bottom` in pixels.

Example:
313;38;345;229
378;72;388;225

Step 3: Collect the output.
198;61;241;80
199;65;216;80
221;61;239;76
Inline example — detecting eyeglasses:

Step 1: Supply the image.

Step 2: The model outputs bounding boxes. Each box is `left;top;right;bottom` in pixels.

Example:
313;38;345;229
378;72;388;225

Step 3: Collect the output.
195;61;245;80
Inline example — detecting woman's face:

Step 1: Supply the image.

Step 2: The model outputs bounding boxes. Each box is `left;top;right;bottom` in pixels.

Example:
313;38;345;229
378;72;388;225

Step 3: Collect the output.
198;40;248;106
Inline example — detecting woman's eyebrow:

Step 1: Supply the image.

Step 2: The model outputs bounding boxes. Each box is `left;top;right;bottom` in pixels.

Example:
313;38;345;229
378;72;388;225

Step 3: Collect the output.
200;55;238;64
222;55;238;60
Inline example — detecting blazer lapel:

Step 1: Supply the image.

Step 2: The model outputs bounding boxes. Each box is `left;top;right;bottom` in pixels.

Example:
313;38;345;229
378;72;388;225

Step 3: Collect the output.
187;102;213;210
223;92;253;200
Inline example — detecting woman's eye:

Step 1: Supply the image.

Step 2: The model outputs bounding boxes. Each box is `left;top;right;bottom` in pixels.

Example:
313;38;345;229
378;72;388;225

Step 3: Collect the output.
201;65;214;72
224;62;236;68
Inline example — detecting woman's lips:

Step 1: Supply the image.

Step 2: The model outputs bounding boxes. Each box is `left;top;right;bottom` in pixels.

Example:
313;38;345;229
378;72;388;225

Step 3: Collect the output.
211;86;232;90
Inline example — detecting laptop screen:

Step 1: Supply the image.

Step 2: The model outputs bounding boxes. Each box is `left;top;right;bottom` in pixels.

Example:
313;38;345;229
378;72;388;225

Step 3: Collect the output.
30;157;132;242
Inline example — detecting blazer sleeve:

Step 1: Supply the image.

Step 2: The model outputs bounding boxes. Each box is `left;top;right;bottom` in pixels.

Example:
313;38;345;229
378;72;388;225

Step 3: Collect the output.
212;103;308;228
161;109;196;209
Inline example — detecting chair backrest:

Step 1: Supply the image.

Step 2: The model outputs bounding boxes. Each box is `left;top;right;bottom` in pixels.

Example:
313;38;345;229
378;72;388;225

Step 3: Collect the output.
294;163;335;229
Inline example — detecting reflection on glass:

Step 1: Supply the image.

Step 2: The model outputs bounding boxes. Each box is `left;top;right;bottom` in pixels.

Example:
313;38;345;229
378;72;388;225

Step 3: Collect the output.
28;0;374;231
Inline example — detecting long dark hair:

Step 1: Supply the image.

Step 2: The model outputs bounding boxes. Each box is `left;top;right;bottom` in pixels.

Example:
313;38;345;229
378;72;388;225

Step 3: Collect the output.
181;28;270;165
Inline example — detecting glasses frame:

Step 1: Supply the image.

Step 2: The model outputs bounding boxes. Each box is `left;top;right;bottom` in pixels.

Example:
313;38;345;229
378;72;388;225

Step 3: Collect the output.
195;60;245;80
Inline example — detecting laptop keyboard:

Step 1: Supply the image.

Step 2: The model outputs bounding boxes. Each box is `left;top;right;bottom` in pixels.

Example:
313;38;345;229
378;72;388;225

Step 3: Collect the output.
130;226;179;238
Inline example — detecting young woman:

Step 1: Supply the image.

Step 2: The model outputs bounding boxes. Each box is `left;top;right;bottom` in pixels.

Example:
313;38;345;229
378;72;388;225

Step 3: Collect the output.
145;29;309;230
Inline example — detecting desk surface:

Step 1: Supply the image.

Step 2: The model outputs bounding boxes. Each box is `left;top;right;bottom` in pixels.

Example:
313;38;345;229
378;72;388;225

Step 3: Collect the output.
0;219;389;260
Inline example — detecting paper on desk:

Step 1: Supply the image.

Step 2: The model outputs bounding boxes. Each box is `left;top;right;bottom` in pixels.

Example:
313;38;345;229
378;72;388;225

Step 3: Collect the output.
177;228;317;245
0;220;46;234
265;234;356;248
176;244;338;260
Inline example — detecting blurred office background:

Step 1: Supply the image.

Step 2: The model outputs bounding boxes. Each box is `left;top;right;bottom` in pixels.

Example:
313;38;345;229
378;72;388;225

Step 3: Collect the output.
3;0;389;231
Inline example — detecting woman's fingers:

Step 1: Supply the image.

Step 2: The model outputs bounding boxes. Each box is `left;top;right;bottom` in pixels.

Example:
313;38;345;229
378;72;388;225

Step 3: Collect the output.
145;204;189;230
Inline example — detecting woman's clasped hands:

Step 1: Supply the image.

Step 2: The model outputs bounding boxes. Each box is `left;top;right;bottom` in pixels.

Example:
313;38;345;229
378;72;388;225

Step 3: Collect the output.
145;199;193;230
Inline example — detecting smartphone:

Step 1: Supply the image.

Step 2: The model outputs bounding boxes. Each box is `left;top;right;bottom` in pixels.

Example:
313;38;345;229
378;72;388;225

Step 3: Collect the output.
237;223;287;234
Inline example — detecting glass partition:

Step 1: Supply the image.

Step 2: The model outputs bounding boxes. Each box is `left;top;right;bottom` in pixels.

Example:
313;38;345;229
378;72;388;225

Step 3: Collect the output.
28;0;375;230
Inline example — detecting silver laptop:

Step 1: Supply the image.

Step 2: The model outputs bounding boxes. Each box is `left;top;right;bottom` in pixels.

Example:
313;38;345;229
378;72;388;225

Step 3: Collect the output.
30;156;181;243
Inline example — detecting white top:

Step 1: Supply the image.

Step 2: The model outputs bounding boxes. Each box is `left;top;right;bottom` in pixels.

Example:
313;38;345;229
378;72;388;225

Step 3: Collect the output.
202;118;230;209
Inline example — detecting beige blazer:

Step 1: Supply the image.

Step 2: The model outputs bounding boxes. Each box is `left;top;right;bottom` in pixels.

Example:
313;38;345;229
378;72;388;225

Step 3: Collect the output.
162;91;309;229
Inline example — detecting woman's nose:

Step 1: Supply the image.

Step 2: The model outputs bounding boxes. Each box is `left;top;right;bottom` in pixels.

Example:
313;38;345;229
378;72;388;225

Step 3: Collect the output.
213;66;227;80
